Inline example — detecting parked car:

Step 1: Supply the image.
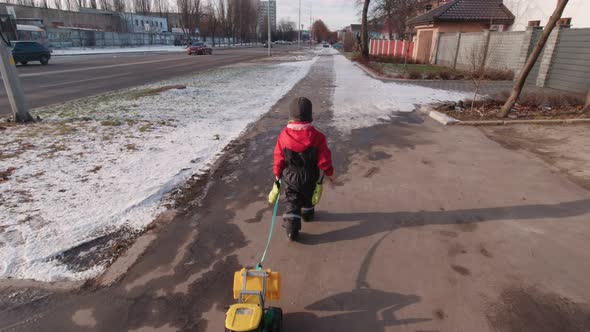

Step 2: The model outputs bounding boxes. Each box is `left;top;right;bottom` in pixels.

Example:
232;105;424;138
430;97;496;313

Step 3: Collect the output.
11;41;51;66
323;43;330;48
187;42;212;55
262;41;273;48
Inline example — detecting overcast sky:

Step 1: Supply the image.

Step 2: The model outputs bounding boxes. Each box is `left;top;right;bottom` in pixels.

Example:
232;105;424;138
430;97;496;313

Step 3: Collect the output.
276;0;590;31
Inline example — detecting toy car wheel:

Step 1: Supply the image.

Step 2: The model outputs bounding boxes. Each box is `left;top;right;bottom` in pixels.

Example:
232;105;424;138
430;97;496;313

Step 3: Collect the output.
262;307;283;332
272;307;283;332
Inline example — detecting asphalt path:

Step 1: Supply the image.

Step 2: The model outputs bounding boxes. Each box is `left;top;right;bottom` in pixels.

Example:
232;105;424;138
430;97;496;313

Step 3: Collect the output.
0;46;292;115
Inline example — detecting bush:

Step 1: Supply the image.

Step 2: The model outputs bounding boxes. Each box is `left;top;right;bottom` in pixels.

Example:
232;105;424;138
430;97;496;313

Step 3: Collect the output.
483;69;514;81
370;55;417;65
485;91;585;108
424;72;439;80
438;71;452;80
407;71;422;79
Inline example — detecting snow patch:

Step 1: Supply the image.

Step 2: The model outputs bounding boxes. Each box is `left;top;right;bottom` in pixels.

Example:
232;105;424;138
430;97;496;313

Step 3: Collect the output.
332;54;468;133
52;45;188;56
0;57;317;281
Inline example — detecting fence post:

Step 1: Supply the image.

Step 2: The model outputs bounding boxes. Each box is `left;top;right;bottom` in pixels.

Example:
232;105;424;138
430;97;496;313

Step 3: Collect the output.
393;40;398;57
480;29;492;71
432;32;442;65
452;32;462;70
515;26;538;78
536;25;563;88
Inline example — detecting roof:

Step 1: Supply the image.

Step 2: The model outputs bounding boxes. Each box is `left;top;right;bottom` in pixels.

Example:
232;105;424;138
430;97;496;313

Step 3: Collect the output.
407;0;515;26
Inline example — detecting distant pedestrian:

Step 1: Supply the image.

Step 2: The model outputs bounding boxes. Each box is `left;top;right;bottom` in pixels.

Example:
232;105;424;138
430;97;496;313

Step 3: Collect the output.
272;97;334;241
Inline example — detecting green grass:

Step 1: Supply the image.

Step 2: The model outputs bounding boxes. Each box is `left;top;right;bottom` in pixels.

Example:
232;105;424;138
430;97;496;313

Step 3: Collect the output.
375;63;452;75
342;51;359;60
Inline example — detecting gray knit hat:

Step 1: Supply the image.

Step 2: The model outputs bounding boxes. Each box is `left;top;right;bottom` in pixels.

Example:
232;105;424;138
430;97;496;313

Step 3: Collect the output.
289;97;313;122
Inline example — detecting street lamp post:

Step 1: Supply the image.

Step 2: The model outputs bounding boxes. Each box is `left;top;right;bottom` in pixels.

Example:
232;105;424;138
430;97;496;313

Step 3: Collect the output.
298;0;301;48
267;0;271;56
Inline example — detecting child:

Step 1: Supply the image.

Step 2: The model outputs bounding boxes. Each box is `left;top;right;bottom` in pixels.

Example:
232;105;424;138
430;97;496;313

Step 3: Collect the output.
273;97;334;240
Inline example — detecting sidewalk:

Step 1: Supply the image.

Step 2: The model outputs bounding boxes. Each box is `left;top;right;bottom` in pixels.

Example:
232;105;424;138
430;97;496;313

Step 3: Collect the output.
2;52;590;332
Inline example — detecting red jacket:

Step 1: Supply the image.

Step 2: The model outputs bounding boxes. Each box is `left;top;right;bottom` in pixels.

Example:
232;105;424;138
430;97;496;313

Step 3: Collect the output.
273;122;334;178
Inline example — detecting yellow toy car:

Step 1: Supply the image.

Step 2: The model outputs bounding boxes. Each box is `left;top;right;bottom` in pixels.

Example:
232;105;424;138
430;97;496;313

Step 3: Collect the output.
225;268;283;332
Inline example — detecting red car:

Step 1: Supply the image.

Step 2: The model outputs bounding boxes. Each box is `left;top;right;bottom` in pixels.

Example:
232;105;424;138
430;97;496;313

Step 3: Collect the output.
187;42;212;55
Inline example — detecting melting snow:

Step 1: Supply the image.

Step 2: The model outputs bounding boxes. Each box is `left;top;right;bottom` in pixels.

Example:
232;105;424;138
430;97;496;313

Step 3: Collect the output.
0;57;316;281
332;54;468;133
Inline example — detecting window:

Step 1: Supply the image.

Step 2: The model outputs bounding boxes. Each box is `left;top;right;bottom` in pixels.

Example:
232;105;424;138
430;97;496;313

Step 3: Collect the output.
141;20;144;26
135;19;139;26
160;22;163;28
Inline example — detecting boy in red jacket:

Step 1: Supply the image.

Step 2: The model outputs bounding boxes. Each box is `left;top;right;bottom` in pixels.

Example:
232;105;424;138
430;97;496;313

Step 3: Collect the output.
273;97;334;240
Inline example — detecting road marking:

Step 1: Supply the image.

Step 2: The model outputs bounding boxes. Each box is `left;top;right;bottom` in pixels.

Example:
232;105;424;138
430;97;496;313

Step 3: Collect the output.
19;56;192;78
39;72;131;88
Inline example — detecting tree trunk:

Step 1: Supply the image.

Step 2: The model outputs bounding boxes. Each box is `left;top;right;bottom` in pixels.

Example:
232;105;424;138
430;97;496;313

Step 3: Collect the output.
499;0;569;118
584;88;590;112
361;0;371;59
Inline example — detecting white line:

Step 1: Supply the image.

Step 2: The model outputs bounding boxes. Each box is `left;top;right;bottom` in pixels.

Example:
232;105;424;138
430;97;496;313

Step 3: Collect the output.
19;56;192;78
39;72;131;88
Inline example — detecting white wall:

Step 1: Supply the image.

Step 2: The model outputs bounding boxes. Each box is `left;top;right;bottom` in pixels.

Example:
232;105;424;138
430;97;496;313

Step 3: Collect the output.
505;0;590;31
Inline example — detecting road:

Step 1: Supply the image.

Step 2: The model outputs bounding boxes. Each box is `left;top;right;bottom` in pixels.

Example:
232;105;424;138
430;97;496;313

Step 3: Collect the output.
1;54;590;332
0;46;291;115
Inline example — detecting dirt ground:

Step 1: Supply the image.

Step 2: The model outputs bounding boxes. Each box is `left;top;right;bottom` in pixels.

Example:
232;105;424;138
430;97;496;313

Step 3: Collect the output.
483;124;590;191
1;54;590;332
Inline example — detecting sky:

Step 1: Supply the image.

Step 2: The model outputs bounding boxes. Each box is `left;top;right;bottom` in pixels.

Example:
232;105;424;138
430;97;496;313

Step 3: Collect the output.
276;0;590;32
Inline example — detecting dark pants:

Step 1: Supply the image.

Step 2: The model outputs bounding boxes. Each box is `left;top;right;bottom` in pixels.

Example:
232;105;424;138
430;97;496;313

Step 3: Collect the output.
281;147;320;232
283;182;315;231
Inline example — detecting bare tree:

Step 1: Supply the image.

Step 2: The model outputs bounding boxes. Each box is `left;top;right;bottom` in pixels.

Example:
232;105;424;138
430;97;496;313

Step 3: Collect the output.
112;0;126;12
217;0;229;44
360;0;371;59
466;43;487;113
204;1;219;46
177;0;201;38
584;88;590;112
53;0;63;9
74;0;86;9
499;0;569;118
134;0;151;13
98;0;111;10
371;0;418;40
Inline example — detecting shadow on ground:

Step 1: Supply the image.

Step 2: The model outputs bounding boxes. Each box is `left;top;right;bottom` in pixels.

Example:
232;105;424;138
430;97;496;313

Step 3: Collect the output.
298;199;590;245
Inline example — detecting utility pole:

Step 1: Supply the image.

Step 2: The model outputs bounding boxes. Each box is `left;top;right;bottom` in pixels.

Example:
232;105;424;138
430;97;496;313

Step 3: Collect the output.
267;0;271;56
298;0;301;48
0;36;32;123
309;2;312;48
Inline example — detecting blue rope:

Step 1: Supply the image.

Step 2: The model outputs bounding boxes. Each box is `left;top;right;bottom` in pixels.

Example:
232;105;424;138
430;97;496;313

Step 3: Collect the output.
256;184;280;270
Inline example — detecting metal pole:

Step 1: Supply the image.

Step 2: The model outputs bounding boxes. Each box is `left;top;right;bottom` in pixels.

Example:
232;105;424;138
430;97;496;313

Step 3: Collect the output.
0;38;32;123
298;0;301;48
267;0;271;56
310;2;312;48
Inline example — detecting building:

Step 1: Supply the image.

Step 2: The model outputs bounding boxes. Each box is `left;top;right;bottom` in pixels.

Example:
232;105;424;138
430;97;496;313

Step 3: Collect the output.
121;13;168;33
345;24;382;39
257;0;276;33
407;0;515;63
0;3;123;31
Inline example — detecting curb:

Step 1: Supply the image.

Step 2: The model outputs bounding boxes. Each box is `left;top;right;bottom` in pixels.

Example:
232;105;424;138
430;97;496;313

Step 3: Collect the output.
455;118;590;126
419;104;590;126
